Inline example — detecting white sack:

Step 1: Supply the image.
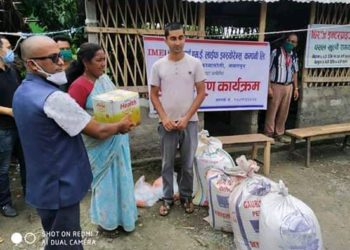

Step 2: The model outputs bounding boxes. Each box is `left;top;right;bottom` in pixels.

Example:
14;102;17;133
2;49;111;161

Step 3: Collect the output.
229;166;277;250
193;130;236;206
259;180;323;250
206;168;245;232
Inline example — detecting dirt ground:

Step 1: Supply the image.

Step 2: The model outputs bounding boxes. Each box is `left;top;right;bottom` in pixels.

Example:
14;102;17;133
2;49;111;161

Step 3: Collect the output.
0;140;349;250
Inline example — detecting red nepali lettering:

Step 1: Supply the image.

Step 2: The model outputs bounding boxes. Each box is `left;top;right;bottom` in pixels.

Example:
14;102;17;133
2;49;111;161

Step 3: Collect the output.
206;81;216;91
217;78;260;92
214;210;230;219
243;199;261;209
311;30;327;39
327;31;350;40
218;187;232;192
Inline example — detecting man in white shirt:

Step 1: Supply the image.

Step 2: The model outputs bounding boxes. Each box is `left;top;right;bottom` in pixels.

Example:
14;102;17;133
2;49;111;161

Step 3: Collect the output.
150;22;206;216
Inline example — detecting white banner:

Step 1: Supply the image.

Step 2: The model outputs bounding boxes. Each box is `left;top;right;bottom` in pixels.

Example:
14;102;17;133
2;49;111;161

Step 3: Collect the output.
143;36;270;112
305;24;350;68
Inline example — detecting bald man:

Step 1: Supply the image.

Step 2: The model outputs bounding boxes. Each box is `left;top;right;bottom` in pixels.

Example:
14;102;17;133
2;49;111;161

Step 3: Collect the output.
13;36;134;249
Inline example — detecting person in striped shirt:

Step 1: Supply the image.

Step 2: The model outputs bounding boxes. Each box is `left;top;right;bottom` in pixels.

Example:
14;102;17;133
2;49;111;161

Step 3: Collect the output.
264;33;299;140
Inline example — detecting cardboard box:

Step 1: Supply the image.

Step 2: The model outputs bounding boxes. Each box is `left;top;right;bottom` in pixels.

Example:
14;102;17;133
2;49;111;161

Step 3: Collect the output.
92;89;141;125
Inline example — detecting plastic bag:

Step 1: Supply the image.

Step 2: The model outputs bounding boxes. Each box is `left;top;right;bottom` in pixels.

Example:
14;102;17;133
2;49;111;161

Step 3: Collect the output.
134;176;158;207
152;173;179;201
259;180;323;250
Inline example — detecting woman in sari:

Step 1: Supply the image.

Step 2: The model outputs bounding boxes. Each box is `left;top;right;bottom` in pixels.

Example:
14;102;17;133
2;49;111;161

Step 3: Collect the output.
66;43;138;236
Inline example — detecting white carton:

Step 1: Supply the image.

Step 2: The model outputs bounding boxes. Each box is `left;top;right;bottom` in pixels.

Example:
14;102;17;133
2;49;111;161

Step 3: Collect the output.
92;89;141;125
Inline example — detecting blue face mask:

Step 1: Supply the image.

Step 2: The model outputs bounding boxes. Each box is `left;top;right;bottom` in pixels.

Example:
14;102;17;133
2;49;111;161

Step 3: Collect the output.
2;50;14;64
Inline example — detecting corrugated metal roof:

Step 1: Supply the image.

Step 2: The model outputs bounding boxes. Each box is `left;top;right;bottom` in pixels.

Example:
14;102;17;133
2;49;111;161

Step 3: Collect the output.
184;0;279;2
184;0;350;3
291;0;350;3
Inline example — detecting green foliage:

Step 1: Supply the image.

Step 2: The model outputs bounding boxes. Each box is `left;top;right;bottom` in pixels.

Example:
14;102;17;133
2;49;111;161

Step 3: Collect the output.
20;0;86;48
27;15;46;33
21;0;85;30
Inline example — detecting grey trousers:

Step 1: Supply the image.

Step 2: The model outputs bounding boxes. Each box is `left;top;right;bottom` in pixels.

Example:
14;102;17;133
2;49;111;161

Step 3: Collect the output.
158;122;198;201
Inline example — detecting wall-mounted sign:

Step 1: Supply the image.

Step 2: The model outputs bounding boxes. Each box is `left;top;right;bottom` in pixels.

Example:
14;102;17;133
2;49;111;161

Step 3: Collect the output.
143;36;270;112
305;24;350;68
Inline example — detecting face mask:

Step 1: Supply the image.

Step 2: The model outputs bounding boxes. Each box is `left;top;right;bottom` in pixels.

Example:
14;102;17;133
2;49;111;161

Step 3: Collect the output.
60;49;73;61
46;71;68;85
283;42;294;53
31;60;67;85
2;49;14;64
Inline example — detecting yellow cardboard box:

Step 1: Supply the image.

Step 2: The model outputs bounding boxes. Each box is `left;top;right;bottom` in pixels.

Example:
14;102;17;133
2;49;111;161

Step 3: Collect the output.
92;89;141;125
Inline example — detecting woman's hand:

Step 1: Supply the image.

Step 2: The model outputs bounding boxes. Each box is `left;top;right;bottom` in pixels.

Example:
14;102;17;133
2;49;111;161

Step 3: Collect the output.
118;115;135;134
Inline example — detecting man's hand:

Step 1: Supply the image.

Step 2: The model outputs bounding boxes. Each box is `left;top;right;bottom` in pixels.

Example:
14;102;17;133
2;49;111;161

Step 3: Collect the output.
118;115;135;134
0;107;13;117
293;88;299;101
161;116;177;132
176;116;189;130
268;86;273;98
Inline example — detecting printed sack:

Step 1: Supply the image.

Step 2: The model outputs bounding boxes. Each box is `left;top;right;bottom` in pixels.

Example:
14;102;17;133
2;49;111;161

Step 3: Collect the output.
206;168;245;232
259;180;323;250
229;163;277;250
193;130;235;206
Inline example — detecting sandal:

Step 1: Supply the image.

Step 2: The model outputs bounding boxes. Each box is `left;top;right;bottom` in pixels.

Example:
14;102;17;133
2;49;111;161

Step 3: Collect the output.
159;199;173;216
181;197;194;214
97;225;120;238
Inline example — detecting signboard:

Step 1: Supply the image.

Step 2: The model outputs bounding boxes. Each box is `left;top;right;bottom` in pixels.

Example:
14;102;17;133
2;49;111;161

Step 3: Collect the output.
143;36;270;112
305;24;350;68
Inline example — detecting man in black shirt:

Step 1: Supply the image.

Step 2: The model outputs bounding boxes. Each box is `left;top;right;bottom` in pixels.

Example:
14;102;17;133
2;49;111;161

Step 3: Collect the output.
0;36;25;217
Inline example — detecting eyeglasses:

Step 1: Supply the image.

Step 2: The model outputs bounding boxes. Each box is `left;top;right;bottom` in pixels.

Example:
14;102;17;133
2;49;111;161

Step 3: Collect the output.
30;53;63;64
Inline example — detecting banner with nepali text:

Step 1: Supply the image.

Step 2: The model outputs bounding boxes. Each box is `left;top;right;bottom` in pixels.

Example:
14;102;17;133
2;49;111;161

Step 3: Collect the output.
143;36;270;112
305;24;350;68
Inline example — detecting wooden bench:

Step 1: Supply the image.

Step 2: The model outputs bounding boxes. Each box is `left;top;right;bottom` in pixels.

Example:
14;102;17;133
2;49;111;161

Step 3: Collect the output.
216;134;274;176
285;123;350;167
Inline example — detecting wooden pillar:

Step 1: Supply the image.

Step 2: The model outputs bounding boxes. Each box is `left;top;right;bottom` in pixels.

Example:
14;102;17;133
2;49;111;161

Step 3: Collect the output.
297;2;317;127
199;3;206;38
198;3;206;129
302;3;316;87
309;2;317;24
85;0;99;44
258;2;267;42
301;2;316;88
242;2;267;134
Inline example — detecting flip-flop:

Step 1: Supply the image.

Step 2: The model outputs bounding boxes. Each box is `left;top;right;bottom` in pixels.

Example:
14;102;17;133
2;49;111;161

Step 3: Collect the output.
159;200;173;216
181;198;194;214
